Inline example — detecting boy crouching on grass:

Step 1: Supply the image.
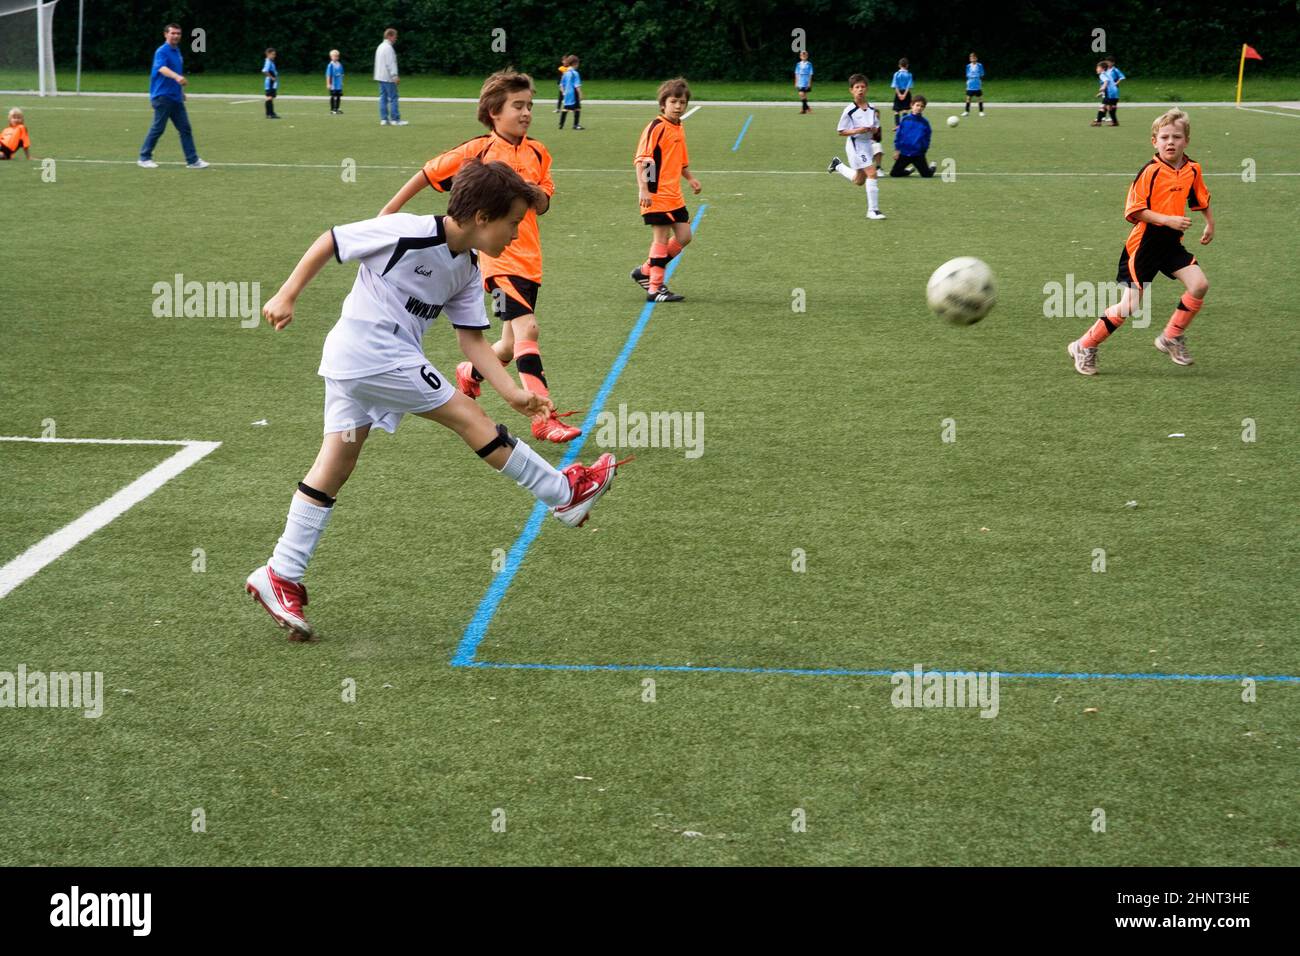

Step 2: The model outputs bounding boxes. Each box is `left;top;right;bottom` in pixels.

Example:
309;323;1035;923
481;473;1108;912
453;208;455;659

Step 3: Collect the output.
889;95;936;177
245;159;623;640
0;107;31;159
1068;108;1214;376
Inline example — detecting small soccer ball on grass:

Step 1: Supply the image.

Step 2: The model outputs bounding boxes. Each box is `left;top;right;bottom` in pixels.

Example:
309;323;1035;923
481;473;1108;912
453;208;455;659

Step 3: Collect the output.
926;257;997;326
947;115;960;128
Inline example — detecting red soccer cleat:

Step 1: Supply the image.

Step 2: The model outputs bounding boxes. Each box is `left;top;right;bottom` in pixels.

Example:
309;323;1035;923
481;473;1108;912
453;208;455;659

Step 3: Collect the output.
245;564;315;640
455;361;481;399
553;452;625;527
532;410;582;444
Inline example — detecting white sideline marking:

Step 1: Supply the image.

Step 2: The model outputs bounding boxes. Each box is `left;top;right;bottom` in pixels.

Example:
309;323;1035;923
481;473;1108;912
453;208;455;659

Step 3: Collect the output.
681;105;701;120
40;157;1300;177
228;99;261;105
1235;106;1300;119
0;437;222;600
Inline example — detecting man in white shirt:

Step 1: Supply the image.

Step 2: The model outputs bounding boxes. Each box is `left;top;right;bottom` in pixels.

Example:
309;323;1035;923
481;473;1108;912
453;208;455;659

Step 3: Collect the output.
374;27;408;126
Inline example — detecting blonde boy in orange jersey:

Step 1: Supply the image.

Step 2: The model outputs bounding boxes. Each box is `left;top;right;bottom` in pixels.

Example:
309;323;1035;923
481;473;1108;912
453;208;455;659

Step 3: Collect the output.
380;71;579;443
1068;108;1215;375
630;77;702;302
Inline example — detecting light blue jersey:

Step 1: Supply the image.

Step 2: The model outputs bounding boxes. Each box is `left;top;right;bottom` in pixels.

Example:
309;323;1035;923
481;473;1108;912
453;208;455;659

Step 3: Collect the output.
891;69;913;95
262;57;278;91
965;61;984;91
560;68;581;106
326;60;344;91
794;60;813;88
1105;66;1125;99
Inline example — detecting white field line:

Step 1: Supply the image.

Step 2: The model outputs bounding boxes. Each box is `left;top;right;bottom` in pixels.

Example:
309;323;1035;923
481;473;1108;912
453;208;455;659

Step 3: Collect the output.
0;437;222;600
1235;105;1300;119
5;91;1300;109
41;157;1300;177
681;105;702;120
228;99;261;105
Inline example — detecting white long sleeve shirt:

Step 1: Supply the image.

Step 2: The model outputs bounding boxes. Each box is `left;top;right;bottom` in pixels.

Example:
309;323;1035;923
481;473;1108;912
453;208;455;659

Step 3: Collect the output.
373;40;398;82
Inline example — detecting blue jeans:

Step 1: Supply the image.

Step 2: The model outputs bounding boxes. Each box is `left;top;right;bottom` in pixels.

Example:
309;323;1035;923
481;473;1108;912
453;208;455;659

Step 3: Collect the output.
140;97;197;164
378;81;400;122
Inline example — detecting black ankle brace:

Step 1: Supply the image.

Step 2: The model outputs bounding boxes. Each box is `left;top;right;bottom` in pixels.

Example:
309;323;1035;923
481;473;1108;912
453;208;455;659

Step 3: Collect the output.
297;481;336;507
475;423;518;459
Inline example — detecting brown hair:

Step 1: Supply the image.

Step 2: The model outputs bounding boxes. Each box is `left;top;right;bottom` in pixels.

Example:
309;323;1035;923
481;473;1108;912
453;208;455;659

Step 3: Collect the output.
446;158;534;224
384;28;397;39
848;73;868;87
478;70;535;128
912;94;927;106
164;23;181;32
899;58;909;68
657;76;691;107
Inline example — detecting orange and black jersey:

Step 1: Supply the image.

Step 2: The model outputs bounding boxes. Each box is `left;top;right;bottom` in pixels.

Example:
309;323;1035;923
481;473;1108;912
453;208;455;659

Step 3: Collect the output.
1124;154;1210;248
421;131;554;283
634;115;690;213
0;123;30;152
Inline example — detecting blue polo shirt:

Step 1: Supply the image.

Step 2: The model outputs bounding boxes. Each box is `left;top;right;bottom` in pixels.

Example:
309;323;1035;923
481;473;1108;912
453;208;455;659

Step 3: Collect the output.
1105;66;1125;99
149;42;184;102
326;61;345;91
891;69;913;94
262;58;278;90
965;61;984;91
794;60;813;88
560;68;580;106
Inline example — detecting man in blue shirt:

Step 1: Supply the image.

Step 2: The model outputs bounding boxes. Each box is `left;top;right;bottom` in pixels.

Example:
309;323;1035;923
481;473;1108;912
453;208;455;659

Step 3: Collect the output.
138;23;208;168
262;48;281;119
794;51;814;114
963;52;985;116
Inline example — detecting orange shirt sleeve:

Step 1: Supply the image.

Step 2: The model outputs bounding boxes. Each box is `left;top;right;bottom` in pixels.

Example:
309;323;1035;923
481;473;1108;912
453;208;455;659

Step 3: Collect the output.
537;143;555;197
1189;164;1210;210
634;120;658;164
1124;163;1158;223
422;140;477;192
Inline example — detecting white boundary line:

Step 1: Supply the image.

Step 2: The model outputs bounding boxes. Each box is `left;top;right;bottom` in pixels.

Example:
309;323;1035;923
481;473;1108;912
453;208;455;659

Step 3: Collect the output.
0;436;222;600
40;157;1300;177
1235;105;1300;119
681;105;702;120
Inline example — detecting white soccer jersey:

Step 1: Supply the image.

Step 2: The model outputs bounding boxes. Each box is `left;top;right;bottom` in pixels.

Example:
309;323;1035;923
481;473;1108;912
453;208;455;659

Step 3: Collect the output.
318;213;490;380
838;102;882;168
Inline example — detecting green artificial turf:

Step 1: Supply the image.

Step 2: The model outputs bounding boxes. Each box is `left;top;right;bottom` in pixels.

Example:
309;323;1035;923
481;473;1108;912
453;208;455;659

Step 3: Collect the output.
0;93;1296;866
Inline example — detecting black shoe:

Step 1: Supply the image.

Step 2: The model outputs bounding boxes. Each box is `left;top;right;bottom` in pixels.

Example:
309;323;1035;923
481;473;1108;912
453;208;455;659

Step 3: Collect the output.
268;114;281;120
630;267;651;290
648;288;684;302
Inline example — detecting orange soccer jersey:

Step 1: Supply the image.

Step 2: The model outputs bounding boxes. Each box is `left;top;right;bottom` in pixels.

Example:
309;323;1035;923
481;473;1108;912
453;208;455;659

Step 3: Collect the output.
635;116;690;213
0;123;30;152
422;131;554;283
1122;155;1210;265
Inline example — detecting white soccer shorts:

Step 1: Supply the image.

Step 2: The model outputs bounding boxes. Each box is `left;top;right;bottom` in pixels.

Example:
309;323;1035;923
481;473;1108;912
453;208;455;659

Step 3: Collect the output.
845;140;885;169
322;364;456;435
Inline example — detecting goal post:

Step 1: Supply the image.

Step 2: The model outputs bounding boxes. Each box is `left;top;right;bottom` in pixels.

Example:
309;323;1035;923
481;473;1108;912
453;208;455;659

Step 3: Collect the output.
0;0;59;95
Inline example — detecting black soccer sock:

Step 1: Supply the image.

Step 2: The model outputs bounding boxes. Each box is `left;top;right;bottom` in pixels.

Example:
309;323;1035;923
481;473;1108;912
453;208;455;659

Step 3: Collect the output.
978;101;984;113
559;111;567;128
265;98;273;116
573;109;581;126
1109;106;1118;125
1096;107;1106;121
471;366;485;383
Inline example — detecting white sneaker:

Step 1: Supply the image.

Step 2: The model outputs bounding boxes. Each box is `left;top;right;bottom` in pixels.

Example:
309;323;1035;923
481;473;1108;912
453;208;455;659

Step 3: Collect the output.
137;159;159;168
187;159;210;169
390;119;409;126
1068;339;1099;376
380;119;389;126
245;565;314;639
867;210;887;220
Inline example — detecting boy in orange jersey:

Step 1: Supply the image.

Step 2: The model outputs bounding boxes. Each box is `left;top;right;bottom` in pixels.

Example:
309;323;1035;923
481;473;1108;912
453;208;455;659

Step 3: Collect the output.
630;77;702;302
380;70;579;443
1068;108;1215;375
0;107;31;159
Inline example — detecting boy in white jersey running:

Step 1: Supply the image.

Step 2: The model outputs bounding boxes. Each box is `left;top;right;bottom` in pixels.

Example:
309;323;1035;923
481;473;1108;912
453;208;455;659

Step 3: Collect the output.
245;159;622;640
826;74;886;220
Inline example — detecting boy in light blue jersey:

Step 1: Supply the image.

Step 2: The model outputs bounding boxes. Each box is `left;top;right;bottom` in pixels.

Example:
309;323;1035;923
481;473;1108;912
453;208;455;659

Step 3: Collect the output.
326;49;345;114
963;51;984;116
794;51;814;113
890;58;913;128
1104;58;1125;126
262;48;280;119
559;55;583;129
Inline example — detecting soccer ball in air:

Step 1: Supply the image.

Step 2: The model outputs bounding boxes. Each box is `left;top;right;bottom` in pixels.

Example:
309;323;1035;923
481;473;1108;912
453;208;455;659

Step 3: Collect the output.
947;115;960;128
926;257;997;326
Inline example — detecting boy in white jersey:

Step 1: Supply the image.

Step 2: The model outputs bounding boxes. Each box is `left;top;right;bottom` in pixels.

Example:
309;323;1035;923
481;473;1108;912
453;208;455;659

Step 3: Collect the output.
825;73;886;220
245;159;622;639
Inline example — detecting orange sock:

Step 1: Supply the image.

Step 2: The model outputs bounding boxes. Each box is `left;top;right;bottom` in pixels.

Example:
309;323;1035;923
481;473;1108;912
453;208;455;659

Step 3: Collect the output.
642;238;684;273
1080;305;1126;348
513;340;549;399
647;242;669;292
1164;294;1203;339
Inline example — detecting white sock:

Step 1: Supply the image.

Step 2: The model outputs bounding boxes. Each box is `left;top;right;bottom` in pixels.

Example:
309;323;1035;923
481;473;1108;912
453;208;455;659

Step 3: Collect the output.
835;162;856;182
269;495;333;582
500;440;571;507
865;177;880;212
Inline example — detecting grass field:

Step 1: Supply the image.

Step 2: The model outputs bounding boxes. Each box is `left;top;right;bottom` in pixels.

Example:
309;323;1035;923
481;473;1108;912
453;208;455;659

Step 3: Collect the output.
4;69;1300;103
1;92;1297;866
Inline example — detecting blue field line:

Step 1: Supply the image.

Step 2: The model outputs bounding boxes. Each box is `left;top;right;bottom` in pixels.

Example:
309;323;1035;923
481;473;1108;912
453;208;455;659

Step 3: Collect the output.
731;114;754;151
458;659;1300;683
451;205;710;667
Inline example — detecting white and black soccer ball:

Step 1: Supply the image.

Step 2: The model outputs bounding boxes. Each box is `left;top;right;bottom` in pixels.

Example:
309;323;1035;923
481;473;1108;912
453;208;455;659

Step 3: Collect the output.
947;115;960;128
926;257;997;326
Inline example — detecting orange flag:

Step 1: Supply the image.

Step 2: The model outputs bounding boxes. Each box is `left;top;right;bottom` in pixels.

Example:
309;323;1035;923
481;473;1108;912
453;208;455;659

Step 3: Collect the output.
1244;45;1263;60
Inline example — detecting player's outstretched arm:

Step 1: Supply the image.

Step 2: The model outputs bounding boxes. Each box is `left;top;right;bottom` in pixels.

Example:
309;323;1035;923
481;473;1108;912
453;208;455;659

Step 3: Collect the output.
263;231;335;330
379;171;429;216
456;328;555;420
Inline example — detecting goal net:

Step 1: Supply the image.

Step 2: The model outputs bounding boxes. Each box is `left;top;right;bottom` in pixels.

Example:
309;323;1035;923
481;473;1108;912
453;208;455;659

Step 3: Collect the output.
0;0;59;95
